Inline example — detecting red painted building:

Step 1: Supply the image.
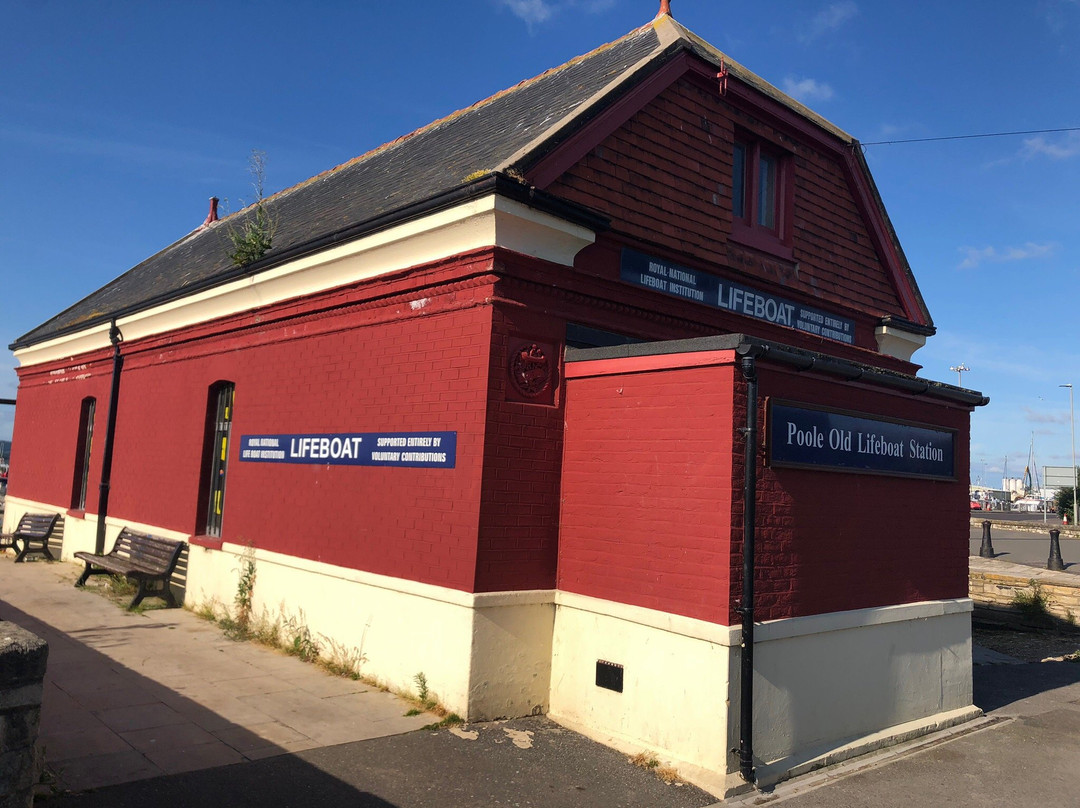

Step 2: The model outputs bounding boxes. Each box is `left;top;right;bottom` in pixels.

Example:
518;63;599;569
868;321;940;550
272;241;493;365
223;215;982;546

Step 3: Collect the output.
5;9;985;795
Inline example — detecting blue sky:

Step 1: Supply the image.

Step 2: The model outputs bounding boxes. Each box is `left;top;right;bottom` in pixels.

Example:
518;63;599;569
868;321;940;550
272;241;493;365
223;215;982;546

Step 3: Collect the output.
3;0;1079;486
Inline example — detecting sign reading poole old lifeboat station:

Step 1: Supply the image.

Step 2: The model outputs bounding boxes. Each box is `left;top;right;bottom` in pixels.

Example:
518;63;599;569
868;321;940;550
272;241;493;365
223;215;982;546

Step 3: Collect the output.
768;401;955;479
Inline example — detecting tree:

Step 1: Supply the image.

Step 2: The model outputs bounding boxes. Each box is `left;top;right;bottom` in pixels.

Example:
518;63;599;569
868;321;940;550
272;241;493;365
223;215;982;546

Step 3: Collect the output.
228;150;276;267
1054;473;1079;523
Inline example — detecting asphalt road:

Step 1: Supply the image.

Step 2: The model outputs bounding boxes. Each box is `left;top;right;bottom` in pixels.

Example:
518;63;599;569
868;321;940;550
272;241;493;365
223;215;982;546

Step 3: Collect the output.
969;523;1079;572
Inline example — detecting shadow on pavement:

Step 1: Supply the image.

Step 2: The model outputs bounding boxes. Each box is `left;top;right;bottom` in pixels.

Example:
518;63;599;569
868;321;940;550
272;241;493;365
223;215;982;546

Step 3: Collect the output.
36;755;398;807
974;660;1080;713
3;573;717;808
0;599;396;804
37;717;719;808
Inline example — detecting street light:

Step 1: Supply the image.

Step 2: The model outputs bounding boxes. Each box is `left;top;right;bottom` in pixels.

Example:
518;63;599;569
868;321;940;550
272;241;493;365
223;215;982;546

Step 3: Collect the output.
1061;384;1076;528
950;364;970;386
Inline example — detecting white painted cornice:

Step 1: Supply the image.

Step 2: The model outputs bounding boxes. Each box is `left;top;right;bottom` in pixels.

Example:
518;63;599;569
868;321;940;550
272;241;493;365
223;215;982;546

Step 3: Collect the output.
15;195;596;369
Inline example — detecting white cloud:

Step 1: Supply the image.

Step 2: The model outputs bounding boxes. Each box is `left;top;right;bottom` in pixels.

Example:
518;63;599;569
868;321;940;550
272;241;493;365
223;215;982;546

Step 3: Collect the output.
498;0;556;25
957;242;1056;269
1022;131;1080;159
1024;407;1071;425
1042;0;1080;35
496;0;613;27
799;1;859;42
782;76;835;103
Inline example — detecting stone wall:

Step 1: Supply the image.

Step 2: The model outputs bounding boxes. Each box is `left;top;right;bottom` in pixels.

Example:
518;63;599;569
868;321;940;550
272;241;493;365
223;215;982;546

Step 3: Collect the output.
0;623;47;808
969;557;1080;624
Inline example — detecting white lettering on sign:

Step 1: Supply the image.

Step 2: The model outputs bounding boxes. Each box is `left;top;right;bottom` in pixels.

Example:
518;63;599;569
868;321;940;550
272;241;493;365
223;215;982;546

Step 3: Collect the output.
290;436;365;460
719;283;795;327
857;432;905;458
787;422;825;448
787;425;945;463
910;439;944;462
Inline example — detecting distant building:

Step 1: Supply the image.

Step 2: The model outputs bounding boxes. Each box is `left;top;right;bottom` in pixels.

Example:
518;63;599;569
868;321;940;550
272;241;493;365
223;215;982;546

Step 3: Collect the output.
4;8;986;794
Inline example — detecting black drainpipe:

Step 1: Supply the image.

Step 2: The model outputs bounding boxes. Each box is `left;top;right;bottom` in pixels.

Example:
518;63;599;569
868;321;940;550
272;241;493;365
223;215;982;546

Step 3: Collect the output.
737;351;760;785
95;321;124;555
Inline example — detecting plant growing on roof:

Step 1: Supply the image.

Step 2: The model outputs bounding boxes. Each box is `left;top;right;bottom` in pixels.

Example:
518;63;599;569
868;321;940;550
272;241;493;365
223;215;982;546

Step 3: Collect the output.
228;149;277;267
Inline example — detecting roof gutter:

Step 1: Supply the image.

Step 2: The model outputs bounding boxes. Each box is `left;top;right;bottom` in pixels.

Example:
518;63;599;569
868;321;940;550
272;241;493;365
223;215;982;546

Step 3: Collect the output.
566;334;988;407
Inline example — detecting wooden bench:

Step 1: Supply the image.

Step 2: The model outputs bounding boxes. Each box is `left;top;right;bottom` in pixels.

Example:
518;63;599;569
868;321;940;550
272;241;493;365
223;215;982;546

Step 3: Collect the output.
0;512;61;562
74;529;186;609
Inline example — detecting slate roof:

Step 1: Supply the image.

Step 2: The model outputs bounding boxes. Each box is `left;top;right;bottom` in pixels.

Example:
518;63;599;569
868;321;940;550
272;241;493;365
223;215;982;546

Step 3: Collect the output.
12;15;895;352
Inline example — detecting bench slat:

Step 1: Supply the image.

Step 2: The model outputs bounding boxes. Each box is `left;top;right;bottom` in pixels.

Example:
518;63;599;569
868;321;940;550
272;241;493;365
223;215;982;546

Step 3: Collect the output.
74;528;186;609
4;513;62;562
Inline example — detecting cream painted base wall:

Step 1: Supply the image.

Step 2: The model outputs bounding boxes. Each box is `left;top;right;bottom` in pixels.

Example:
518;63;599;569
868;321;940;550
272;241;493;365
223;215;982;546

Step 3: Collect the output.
185;542;555;722
549;592;736;779
549;592;978;795
3;500;556;722
750;599;978;786
1;498;190;561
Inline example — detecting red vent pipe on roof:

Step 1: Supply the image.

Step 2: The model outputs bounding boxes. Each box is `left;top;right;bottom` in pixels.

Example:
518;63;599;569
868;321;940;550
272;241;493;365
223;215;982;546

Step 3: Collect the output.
202;197;219;227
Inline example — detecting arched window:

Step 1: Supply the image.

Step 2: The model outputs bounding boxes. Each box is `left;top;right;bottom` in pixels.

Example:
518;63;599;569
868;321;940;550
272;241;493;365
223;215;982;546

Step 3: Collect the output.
197;382;235;537
71;397;96;510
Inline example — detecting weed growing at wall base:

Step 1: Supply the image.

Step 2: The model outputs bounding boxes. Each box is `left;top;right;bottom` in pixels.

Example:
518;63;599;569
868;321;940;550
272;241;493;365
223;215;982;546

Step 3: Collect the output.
629;751;683;785
1012;580;1051;618
187;547;371;684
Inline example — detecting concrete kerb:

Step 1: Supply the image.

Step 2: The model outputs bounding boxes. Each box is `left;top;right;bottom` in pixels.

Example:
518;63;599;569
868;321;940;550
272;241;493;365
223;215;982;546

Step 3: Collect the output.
970;517;1079;537
720;715;1008;807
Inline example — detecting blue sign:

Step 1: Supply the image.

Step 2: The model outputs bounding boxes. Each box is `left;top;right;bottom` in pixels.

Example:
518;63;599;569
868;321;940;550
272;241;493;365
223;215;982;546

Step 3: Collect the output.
239;432;456;469
619;249;855;344
768;402;955;479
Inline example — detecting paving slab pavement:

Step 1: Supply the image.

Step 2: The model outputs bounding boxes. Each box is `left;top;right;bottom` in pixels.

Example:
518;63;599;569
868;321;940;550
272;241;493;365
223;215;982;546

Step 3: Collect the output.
12;550;1080;807
1;555;718;807
0;556;432;792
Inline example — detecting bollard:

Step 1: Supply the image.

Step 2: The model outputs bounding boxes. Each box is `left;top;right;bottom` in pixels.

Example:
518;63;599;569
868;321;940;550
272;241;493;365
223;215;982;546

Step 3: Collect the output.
1048;528;1066;571
979;520;995;559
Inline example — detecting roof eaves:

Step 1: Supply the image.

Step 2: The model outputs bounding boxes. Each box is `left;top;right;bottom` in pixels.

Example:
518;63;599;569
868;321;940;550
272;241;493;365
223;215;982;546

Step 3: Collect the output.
9;174;610;353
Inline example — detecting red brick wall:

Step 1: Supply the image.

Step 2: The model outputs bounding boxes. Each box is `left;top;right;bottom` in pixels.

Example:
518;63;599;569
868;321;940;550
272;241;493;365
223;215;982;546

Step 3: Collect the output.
11;254;498;593
558;356;737;623
8;349;114;510
473;301;566;592
559;350;972;626
546;76;907;356
747;364;972;621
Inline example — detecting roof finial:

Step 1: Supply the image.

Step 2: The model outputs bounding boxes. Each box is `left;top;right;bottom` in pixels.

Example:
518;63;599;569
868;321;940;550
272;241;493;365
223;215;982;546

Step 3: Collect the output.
658;0;672;17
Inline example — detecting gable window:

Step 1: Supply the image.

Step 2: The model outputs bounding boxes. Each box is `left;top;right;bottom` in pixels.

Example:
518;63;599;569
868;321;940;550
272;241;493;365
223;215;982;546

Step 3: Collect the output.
197;382;235;538
731;136;792;259
71;397;96;510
